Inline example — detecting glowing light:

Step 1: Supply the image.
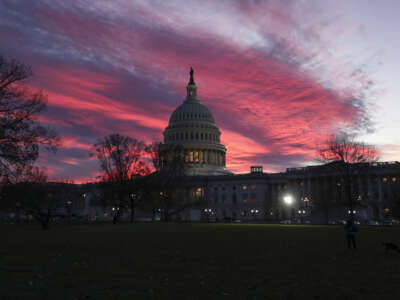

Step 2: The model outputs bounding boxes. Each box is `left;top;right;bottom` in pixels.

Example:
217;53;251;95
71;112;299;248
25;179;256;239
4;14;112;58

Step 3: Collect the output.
283;195;293;205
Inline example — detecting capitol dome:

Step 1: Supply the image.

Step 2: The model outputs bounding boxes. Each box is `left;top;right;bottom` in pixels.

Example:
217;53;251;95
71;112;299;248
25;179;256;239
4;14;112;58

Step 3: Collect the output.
163;68;231;176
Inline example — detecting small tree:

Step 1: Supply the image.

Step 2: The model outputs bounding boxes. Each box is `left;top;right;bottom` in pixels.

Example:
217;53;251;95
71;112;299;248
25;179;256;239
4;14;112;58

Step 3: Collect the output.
92;134;150;223
317;132;378;221
0;56;59;182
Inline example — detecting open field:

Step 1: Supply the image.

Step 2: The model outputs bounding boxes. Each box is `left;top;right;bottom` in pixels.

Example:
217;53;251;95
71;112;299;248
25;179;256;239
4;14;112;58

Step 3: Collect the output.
1;223;400;300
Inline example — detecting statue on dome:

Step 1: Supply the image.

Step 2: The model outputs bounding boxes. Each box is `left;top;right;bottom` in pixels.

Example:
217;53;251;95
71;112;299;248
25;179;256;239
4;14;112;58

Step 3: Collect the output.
189;67;195;85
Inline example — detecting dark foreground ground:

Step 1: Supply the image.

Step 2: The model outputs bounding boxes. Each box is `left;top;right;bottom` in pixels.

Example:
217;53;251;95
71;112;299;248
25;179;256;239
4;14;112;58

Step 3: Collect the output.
1;223;400;300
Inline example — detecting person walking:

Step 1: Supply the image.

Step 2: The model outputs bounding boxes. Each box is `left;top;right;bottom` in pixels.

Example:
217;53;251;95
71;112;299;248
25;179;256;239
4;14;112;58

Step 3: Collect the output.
344;219;358;250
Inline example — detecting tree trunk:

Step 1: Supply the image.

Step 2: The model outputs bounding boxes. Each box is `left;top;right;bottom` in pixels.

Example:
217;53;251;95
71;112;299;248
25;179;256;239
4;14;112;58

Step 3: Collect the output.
130;198;135;223
163;210;169;222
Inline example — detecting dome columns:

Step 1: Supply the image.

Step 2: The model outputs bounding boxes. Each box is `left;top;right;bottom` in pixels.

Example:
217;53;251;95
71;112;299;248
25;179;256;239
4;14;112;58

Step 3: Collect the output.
182;148;225;167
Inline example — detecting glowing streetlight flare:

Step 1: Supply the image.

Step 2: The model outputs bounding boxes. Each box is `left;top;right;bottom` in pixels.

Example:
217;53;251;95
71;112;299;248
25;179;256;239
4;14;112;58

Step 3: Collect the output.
283;195;293;205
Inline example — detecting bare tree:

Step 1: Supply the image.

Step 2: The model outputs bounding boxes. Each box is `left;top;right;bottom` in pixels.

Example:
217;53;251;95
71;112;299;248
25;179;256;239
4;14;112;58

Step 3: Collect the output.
147;142;202;221
0;56;59;182
92;133;150;223
317;132;378;221
2;167;57;229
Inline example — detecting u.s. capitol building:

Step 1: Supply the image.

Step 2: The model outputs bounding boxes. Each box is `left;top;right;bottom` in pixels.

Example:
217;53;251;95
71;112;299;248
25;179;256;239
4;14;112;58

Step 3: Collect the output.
22;69;399;224
151;68;400;223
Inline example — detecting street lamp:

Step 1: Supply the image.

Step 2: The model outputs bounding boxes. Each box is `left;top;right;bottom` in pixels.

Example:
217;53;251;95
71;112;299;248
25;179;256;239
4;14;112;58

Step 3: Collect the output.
250;209;259;220
298;209;306;223
283;194;294;222
66;200;72;223
283;195;293;205
204;208;212;222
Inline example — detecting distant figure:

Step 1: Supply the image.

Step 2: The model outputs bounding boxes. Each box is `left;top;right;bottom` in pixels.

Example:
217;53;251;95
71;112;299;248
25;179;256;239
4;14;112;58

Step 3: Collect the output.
344;220;358;249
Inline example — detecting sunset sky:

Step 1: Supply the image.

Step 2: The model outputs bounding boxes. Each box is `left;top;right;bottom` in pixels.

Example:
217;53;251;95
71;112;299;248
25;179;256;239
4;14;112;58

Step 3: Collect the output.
1;0;399;182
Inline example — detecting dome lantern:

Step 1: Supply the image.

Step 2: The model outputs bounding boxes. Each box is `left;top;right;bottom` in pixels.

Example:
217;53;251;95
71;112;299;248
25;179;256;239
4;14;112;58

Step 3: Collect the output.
186;67;197;101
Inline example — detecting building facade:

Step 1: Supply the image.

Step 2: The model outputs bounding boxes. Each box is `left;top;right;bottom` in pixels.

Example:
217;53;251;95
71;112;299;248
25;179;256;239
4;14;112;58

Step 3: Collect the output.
3;69;399;224
160;69;400;223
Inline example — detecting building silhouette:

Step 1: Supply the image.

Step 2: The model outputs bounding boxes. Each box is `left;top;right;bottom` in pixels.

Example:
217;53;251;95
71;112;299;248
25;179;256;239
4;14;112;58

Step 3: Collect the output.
2;69;400;224
156;69;400;223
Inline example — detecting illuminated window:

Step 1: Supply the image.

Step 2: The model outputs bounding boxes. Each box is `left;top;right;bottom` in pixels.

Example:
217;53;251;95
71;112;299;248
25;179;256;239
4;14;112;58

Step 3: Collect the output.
384;208;390;213
357;195;362;201
383;177;388;183
200;151;204;163
189;151;194;162
242;185;247;190
195;187;203;197
392;177;397;182
251;185;256;190
337;182;341;186
195;151;199;163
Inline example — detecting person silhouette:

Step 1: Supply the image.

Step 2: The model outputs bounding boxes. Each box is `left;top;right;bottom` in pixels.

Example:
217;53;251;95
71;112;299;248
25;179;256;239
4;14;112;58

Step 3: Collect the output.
344;219;358;249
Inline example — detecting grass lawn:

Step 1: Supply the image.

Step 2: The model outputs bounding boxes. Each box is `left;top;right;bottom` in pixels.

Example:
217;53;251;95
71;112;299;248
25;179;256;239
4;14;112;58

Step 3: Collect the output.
1;223;400;300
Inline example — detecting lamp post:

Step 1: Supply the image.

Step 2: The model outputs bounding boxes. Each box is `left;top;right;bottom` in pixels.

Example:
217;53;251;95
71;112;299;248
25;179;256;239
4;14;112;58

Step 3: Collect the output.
250;209;259;221
66;200;72;223
159;192;166;221
283;195;294;223
298;209;306;224
112;206;120;224
204;208;212;222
